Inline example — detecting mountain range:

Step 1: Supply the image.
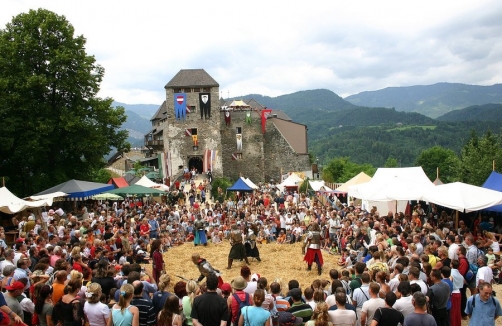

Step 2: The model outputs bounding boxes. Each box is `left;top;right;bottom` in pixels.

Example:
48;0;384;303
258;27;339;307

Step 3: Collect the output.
344;83;502;118
114;83;502;166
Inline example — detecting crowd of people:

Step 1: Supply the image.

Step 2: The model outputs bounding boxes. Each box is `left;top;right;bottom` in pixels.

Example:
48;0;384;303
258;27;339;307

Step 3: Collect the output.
1;179;502;326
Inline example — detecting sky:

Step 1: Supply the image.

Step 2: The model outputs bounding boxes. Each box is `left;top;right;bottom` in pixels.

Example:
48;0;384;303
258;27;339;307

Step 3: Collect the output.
2;0;502;105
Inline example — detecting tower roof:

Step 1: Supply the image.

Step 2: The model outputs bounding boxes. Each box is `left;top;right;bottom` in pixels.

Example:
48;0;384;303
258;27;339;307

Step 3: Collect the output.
165;69;219;88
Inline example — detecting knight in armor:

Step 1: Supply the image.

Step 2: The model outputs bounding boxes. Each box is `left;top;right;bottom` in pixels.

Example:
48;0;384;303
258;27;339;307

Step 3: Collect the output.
194;214;207;246
303;219;324;275
191;253;223;288
244;224;261;261
227;223;250;269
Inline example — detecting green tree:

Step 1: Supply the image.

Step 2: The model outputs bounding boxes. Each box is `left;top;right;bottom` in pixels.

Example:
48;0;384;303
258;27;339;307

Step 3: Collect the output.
459;130;502;185
415;146;460;183
212;177;232;202
323;157;375;183
384;157;399;168
91;168;112;184
0;9;129;196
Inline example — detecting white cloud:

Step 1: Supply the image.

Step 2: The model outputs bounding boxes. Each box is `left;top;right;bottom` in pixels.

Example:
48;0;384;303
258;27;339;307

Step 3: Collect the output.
1;0;501;104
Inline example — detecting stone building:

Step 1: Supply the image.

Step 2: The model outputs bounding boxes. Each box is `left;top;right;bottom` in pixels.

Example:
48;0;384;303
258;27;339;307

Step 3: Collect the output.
144;69;311;183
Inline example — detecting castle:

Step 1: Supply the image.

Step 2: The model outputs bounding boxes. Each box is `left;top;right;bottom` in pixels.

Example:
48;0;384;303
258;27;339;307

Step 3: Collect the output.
144;69;311;183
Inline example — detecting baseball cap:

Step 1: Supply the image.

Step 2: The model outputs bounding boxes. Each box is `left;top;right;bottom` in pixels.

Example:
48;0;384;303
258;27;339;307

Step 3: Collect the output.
5;281;25;291
278;312;302;325
220;283;232;292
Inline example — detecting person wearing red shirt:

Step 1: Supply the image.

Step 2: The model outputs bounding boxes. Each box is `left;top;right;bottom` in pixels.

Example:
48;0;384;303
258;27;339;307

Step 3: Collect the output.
140;219;150;238
151;239;164;283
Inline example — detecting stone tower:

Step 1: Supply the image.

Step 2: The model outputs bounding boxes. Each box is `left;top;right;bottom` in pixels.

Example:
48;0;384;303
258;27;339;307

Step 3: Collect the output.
163;69;222;179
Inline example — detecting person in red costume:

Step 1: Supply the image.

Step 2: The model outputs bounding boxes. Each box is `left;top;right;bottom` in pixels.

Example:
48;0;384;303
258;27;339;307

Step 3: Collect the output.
151;239;165;283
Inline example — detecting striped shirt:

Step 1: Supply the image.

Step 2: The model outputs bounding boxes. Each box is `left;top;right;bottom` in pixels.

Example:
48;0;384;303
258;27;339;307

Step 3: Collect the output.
131;297;156;325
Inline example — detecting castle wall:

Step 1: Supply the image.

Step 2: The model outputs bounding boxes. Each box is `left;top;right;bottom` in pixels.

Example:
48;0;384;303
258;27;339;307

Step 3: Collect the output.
163;87;223;178
220;111;311;182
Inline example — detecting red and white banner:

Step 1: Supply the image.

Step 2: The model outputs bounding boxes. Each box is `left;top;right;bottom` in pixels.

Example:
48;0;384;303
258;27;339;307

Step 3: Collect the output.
261;109;273;134
231;153;238;160
185;129;192;137
186;105;191;114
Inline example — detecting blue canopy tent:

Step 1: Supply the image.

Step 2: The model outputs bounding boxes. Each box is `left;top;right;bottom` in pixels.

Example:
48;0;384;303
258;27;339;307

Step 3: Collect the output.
227;177;254;192
35;179;114;201
482;171;502;212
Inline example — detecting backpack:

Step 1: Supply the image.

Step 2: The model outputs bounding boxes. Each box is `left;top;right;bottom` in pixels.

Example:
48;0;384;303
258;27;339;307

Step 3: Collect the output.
232;292;250;325
461;257;476;282
472;293;496;308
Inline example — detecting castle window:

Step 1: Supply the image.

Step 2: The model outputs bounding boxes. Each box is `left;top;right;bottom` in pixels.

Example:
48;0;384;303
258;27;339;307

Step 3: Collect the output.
184;88;192;93
187;105;196;113
236;127;242;134
202;87;210;92
193;88;200;92
174;88;181;93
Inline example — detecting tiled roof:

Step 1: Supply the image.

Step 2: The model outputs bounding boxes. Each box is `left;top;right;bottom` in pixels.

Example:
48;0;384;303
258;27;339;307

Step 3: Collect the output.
151;101;167;121
165;69;219;88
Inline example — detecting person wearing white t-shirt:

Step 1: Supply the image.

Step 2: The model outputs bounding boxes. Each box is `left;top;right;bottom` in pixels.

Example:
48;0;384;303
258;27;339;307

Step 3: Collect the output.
446;235;459;261
329;292;356;326
361;283;385;326
476;255;494;286
393;281;415;318
408;266;428;295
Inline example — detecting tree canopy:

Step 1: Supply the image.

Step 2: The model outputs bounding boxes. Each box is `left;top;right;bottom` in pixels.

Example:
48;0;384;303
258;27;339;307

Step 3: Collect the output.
0;9;128;196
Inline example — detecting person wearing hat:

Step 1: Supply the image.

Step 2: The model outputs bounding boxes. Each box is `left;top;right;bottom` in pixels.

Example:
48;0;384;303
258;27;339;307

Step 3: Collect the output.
24;215;36;233
228;224;250;269
228;276;253;326
3;281;25;322
278;312;303;326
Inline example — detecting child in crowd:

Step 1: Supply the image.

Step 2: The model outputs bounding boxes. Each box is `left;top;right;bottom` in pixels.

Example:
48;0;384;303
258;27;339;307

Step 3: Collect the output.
486;247;496;266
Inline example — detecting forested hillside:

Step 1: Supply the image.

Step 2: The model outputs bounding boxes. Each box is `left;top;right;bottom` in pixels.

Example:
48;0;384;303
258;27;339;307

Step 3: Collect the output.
310;121;502;167
344;83;502;118
437;103;502;122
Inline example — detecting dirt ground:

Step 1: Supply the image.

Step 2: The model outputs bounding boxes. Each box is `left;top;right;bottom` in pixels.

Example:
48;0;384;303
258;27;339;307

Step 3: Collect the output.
144;240;502;325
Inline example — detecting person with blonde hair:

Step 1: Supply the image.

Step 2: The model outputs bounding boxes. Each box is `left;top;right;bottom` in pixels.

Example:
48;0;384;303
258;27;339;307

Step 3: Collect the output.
158;295;182;326
182;280;199;326
69;270;87;298
84;283;110;326
109;283;139;326
307;302;333;326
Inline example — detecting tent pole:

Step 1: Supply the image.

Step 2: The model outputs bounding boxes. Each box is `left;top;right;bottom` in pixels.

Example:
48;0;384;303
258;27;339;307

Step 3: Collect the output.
493;160;496;171
455;210;459;230
436;167;439;179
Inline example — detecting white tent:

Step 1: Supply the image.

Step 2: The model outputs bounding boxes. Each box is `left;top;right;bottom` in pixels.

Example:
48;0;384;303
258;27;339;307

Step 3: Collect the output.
134;176;168;191
349;167;434;213
0;187;55;214
244;178;259;190
277;173;304;192
27;192;68;201
336;172;372;193
309;180;333;192
421;182;502;212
